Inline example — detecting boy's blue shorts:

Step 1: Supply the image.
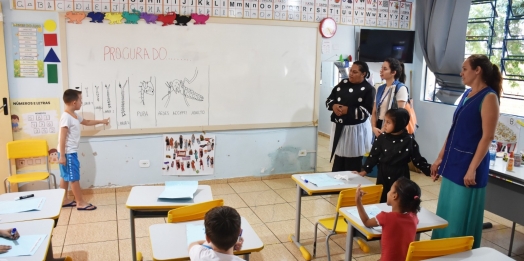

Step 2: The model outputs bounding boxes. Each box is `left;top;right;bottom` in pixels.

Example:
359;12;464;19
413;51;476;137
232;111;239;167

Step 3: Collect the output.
58;152;80;182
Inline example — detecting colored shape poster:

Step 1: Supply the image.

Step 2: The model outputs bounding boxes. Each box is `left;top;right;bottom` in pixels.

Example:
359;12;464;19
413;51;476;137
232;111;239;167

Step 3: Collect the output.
162;134;215;176
10;98;61;170
12;23;45;78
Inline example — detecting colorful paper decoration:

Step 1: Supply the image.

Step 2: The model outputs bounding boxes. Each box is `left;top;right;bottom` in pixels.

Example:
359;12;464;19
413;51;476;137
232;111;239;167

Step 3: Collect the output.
175;15;192;26
104;13;124;24
123;10;141;24
140;13;158;24
43;34;58;47
43;20;57;32
191;13;209;25
47;64;58;83
44;48;60;63
157;12;176;26
65;11;86;24
87;12;105;23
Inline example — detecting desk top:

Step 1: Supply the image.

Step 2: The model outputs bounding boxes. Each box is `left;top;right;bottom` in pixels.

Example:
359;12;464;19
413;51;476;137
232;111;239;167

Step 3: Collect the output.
339;203;448;240
149;216;263;261
0;189;65;224
490;158;524;186
291;172;373;195
0;219;54;261
423;247;515;260
126;185;213;210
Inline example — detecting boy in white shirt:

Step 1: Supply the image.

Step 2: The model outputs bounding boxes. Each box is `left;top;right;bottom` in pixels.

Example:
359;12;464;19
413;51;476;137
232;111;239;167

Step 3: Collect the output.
188;206;245;261
59;89;109;211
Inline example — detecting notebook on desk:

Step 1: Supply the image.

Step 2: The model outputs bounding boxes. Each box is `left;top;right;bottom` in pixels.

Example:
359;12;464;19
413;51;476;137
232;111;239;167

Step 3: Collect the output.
158;181;198;199
0;198;46;215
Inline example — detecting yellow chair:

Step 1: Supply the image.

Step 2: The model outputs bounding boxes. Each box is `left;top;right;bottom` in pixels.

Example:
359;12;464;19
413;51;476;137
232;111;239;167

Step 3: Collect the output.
5;140;57;192
167;199;224;223
405;236;474;261
313;185;383;260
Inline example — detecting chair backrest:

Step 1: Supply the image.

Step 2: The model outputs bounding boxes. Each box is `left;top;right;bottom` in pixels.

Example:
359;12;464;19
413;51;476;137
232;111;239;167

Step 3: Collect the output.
6;140;49;159
336;185;383;210
167;199;224;223
405;236;474;261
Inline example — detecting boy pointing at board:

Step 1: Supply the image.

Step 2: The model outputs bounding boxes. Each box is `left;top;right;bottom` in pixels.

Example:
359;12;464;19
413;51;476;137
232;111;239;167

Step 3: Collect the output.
59;89;109;211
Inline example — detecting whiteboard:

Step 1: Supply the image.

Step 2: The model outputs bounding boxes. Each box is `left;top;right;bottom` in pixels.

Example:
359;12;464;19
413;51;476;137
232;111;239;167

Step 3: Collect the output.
62;17;320;136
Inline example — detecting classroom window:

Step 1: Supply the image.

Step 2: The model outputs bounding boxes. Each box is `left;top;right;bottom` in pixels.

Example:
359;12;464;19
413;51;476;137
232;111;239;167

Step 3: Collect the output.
424;0;524;117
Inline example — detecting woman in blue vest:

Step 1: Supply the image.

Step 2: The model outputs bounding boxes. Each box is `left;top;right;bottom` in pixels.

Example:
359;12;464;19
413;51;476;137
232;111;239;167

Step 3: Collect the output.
430;54;501;248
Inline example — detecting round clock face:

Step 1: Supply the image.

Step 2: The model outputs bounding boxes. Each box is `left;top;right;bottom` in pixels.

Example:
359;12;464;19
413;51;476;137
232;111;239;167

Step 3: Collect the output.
320;18;337;38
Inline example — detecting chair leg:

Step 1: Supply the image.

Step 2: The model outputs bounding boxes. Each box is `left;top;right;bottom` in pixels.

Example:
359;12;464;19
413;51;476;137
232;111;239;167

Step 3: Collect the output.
313;222;319;257
325;232;336;261
50;174;57;189
3;179;7;193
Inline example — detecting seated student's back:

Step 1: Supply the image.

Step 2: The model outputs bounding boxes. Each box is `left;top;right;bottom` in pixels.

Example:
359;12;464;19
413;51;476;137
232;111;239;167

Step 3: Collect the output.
188;206;244;261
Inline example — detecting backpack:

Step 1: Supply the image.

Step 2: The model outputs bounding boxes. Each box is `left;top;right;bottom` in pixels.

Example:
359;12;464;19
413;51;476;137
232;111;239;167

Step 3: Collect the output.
375;82;418;134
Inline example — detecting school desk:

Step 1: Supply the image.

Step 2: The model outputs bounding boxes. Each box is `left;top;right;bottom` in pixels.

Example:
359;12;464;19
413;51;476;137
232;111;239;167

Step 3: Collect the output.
339;203;448;261
485;158;524;256
424;247;516;260
0;189;65;225
290;172;373;260
149;216;263;261
126;185;213;261
0;219;67;261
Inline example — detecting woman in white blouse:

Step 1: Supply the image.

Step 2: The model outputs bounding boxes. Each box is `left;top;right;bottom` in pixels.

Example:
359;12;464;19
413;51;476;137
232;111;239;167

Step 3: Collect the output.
372;57;408;137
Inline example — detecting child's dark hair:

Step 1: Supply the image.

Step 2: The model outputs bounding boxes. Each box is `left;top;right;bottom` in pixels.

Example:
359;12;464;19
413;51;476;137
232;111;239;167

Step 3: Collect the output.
204;206;241;251
11;115;19;120
384;57;406;83
63;89;82;104
384;108;410;133
394;177;421;213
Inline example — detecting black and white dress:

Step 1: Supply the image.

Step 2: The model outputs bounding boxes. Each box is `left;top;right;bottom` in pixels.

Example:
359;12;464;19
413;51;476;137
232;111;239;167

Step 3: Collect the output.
326;79;375;171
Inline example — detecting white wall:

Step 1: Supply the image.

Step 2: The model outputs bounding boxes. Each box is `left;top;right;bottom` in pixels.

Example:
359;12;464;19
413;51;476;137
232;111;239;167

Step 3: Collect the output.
2;4;316;188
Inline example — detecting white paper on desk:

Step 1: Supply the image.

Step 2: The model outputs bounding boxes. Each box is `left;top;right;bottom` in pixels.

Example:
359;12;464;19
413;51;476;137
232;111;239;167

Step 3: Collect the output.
0;234;47;257
186;224;206;246
0;197;46;215
346;205;382;219
302;174;345;187
158;181;198;199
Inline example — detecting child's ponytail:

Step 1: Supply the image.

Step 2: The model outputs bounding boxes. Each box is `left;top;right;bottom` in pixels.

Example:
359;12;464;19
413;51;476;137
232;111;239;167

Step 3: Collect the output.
395;177;422;214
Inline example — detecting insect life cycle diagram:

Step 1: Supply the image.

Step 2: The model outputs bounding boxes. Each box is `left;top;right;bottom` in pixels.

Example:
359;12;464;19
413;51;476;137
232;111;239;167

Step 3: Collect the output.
69;44;210;131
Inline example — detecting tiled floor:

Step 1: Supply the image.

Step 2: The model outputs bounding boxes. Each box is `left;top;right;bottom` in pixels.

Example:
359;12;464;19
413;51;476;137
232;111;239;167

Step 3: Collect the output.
52;134;524;261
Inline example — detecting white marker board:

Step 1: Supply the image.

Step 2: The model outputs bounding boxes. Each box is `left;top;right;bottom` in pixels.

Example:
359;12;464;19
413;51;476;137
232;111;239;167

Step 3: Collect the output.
62;17;320;136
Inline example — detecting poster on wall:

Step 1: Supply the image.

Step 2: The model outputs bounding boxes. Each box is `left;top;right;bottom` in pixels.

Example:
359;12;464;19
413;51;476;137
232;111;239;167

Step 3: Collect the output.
162;134;215;176
12;23;45;78
10;98;61;170
495;115;520;152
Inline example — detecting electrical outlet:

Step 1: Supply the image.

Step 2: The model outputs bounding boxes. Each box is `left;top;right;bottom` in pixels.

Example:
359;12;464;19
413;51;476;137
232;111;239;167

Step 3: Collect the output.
139;160;150;168
298;150;307;157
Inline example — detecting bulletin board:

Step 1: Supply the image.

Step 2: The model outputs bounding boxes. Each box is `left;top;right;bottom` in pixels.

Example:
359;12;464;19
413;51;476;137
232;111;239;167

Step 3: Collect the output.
60;17;321;136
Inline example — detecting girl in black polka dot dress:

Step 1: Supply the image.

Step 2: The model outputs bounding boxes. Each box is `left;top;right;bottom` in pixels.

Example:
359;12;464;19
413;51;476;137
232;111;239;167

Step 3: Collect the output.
356;108;431;203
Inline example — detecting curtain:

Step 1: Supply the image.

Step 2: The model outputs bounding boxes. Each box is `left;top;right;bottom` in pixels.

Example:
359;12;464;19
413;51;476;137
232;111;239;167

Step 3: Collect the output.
416;0;472;94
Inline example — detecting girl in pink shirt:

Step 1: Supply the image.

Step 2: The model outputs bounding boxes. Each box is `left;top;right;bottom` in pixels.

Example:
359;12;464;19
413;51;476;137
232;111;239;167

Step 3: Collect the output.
356;177;421;261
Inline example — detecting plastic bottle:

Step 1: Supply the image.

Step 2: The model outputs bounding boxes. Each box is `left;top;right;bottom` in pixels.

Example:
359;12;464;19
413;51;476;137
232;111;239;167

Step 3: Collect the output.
507;152;514;172
489;140;497;167
514;152;522;167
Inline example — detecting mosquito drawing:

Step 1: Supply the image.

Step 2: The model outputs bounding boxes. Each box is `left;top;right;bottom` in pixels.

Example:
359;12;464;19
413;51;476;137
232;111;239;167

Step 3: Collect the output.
162;68;204;107
139;77;155;105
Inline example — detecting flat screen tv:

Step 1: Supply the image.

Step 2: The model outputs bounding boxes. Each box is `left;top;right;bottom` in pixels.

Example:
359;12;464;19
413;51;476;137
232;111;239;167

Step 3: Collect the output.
358;29;415;63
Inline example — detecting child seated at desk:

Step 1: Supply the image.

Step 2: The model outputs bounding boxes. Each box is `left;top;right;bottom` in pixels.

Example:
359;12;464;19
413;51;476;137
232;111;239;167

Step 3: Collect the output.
0;228;20;253
356;177;421;261
188;206;244;261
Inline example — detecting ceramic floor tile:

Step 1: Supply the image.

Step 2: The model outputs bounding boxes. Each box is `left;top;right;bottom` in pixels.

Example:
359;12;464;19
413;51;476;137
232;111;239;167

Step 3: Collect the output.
420;199;438;214
482;227;524;255
52;225;67;247
252;223;280;245
410;173;439;187
305;214;338;235
251;203;296;223
62;240;119;261
64;221;118;245
68;204;117;224
216;193;248;208
116;191;130;205
57;207;72;226
117;217;165;239
263;178;297;190
317;145;330;157
355;254;382;260
237;190;286;207
52;246;62;259
317;157;333;169
484;210;514;228
290;199;336;218
119;237;153;261
81;192;116;206
265;218;325;243
209;183;236;195
237;207;263;225
274;188;323;203
229;181;271;193
420;184;441;196
284;235;345;260
117;204;131;220
323;195;339;206
518;225;524;234
480;238;514;256
331;234;382;258
484;217;507;231
318;136;331;147
420;187;439;201
515;255;524;261
250;243;298;261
